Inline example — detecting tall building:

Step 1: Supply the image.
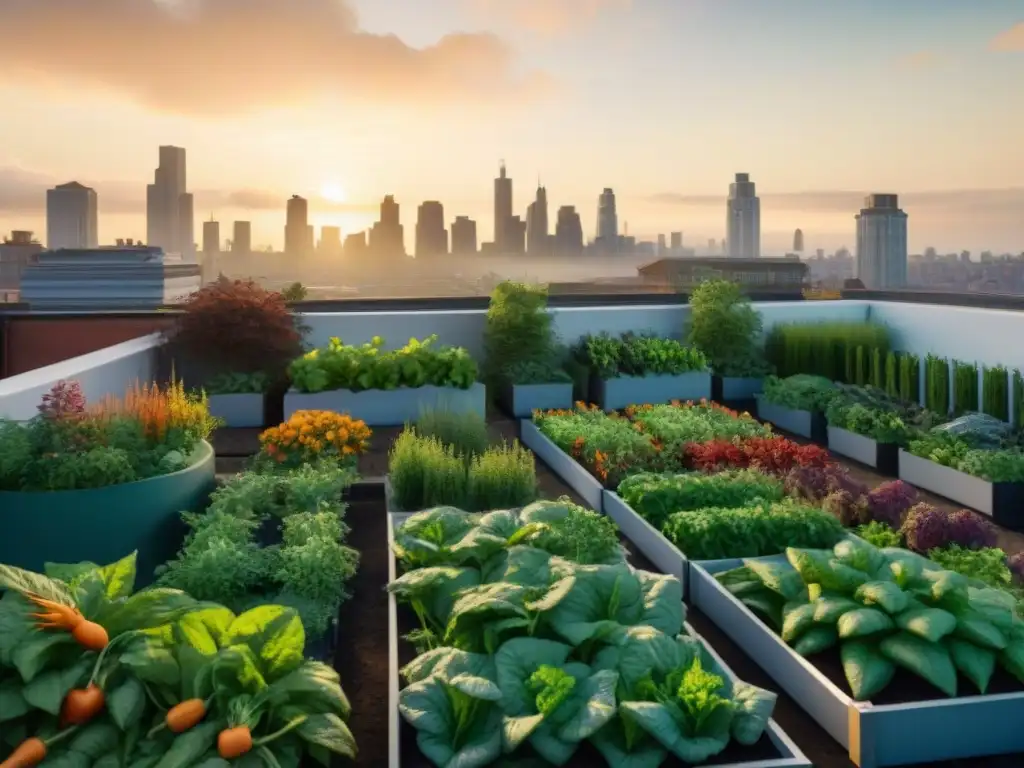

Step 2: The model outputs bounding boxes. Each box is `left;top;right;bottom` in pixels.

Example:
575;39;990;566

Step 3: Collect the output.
856;194;908;289
202;220;220;256
526;185;549;255
451;216;477;255
146;146;194;259
596;188;618;245
726;173;760;258
793;228;805;253
369;195;405;258
493;162;513;249
319;226;342;255
46;182;98;250
554;206;583;254
285;196;312;258
415;201;447;257
343;231;367;258
657;234;667;254
503;216;526;255
670;232;683;250
232;221;252;255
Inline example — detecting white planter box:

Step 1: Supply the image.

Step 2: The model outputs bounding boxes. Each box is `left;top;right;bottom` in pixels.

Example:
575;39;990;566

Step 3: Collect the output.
755;396;826;441
500;381;574;418
715;375;765;401
602;490;687;590
898;449;1024;528
519;420;605;511
690;557;1024;768
593;371;712;411
388;512;811;768
284;382;486;426
827;426;899;475
207;392;265;428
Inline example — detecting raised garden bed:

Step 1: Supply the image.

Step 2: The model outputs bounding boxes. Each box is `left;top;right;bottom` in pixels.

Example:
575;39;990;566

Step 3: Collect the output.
592;371;712;411
898;449;1024;528
520;419;605;510
603;490;688;588
755;396;827;442
0;440;216;582
207;392;265;427
386;511;811;768
713;375;765;402
284;381;487;426
499;381;574;418
827;426;899;475
690;556;1024;768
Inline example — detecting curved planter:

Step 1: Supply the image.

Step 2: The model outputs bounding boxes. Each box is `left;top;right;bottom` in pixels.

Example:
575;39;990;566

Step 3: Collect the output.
0;441;216;583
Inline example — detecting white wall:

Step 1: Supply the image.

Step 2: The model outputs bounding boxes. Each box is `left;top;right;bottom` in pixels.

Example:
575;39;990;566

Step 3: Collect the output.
0;334;160;421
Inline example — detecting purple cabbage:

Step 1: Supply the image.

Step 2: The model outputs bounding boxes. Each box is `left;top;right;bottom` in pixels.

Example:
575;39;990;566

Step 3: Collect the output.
863;481;918;528
901;503;997;553
946;508;997;549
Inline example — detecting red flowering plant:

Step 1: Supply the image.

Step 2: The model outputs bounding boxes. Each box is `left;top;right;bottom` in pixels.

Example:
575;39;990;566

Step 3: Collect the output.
684;435;832;476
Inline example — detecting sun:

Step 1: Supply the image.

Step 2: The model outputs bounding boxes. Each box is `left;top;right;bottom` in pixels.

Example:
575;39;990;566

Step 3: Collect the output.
320;182;347;203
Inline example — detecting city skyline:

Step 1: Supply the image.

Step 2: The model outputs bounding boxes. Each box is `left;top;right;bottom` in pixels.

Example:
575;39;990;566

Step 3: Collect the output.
0;1;1021;252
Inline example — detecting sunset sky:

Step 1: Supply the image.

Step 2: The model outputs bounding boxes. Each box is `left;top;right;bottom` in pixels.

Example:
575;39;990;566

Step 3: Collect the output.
0;0;1021;253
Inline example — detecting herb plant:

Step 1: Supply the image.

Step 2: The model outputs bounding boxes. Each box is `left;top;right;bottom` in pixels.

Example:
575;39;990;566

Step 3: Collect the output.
627;400;769;451
413;406;490;459
500;358;573;385
983;365;1010;422
685;279;771;378
574;333;708;379
856;521;904;548
483;281;564;386
765;321;891;382
203;370;268;394
826;400;912;444
761;374;837;412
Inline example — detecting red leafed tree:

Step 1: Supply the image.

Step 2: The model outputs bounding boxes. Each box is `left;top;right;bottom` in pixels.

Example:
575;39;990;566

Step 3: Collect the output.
169;278;303;376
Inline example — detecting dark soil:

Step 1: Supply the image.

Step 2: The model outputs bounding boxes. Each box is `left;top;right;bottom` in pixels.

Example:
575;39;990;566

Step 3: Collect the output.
333;491;391;768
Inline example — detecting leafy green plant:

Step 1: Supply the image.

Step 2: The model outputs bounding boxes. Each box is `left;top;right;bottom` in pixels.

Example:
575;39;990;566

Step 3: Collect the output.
927;545;1014;592
685;279;771;377
982;365;1009;422
717;539;1024;699
925;355;950;415
574;333;707;379
765;321;891;383
500;359;573;385
908;432;1024;482
760;374;837;412
898;352;920;404
626;401;769;451
826;400;911;444
661;499;846;560
414;405;490;460
854;346;867;386
856;521;904;547
952;360;979;415
288;334;478;393
204;370;268;395
1015;369;1024;430
884;351;899;398
618;469;784;530
483;280;558;387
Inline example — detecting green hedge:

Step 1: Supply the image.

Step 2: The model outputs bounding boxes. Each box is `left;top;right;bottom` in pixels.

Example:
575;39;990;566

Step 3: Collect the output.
952;360;979;415
925;355;950;415
766;322;891;383
982;365;1009;422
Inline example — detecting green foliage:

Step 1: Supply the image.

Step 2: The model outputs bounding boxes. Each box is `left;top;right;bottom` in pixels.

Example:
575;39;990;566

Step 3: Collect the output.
924;355;950;415
765;321;892;382
685;279;770;377
500;358;573;385
952;360;979;415
856;521;904;548
483;281;563;387
280;281;308;301
388;430;538;512
884;351;898;398
413;406;490;460
0;556;355;765
898;352;920;404
826;400;911;444
760;374;837;412
1015;370;1024;430
661;500;845;560
288;334;478;393
574;333;708;379
908;432;1024;483
203;370;268;394
982;365;1009;422
627;401;769;452
928;546;1014;592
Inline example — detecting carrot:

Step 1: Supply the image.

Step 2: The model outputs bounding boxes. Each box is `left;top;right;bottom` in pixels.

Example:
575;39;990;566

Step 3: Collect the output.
166;699;208;733
0;737;47;768
217;726;253;759
70;621;109;652
25;594;82;630
61;684;105;725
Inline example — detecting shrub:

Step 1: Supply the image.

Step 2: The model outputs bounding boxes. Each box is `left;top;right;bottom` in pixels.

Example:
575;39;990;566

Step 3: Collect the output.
952;359;979;415
465;442;537;511
168;277;303;377
924;354;950;415
259;411;370;468
900;503;997;553
37;379;86;419
822;490;866;527
982;365;1010;422
483;281;558;386
761;374;837;412
685;279;770;377
685;435;832;476
764;321;891;382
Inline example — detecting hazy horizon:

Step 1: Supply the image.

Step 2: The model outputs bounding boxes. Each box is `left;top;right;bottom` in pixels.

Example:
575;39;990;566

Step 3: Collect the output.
1;0;1021;254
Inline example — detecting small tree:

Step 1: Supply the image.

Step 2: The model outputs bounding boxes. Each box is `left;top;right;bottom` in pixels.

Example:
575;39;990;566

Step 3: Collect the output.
686;279;768;376
281;282;308;302
483;281;555;384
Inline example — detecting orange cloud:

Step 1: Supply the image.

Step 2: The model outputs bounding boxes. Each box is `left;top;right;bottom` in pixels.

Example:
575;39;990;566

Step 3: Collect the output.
0;0;552;115
467;0;630;36
990;22;1024;51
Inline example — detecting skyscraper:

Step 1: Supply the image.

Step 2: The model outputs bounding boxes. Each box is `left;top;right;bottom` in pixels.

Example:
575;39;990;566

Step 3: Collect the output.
793;228;805;253
856;194;908;289
285;196;311;258
526;184;549;255
451;217;477;255
46;182;98;250
202;220;220;256
670;232;683;250
415;201;447;257
369;195;405;257
146;146;194;259
493;162;513;249
657;234;667;254
319;226;342;255
232;221;252;255
726;173;760;258
554;206;583;254
596;188;618;246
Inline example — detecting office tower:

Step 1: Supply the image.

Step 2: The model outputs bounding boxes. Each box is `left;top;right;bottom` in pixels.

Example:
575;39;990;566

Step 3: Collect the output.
816;248;825;259
670;232;682;250
232;221;252;255
202;220;220;256
46;182;98;250
146;146;194;259
596;188;618;243
451;216;478;255
726;173;760;258
285;196;310;258
503;216;526;255
526;184;549;255
494;162;513;249
555;206;583;254
856;194;908;289
319;226;342;255
707;238;716;251
657;234;667;254
415;201;447;257
793;228;805;253
343;231;367;257
369;195;405;257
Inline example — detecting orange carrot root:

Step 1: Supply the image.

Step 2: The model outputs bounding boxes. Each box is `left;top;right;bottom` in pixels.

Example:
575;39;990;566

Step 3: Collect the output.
0;737;48;768
166;699;208;733
61;685;105;725
25;594;82;630
217;726;253;759
70;621;109;651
